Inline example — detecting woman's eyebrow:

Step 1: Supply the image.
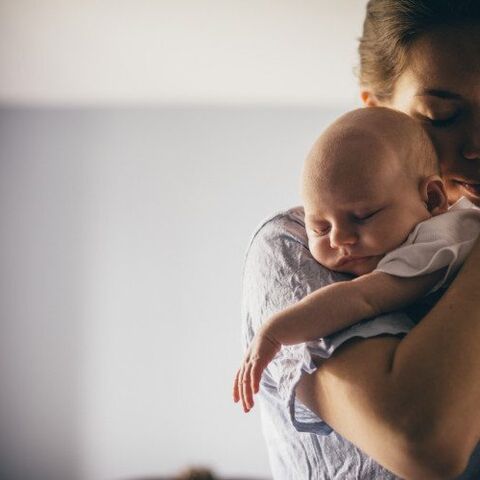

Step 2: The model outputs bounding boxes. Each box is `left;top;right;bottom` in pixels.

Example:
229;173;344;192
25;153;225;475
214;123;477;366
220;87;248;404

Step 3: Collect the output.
415;89;462;100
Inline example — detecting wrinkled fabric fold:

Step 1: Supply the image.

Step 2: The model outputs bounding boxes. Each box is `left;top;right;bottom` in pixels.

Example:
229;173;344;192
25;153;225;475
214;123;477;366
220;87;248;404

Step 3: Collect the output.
242;205;480;479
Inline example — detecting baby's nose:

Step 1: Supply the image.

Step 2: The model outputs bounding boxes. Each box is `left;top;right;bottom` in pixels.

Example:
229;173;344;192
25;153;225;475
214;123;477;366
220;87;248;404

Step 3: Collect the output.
329;226;358;249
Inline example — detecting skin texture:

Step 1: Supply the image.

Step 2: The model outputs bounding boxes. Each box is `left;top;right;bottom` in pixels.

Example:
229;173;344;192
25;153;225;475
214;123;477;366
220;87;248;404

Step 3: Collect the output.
295;25;480;478
363;24;480;205
234;21;480;480
232;108;451;415
302;108;442;276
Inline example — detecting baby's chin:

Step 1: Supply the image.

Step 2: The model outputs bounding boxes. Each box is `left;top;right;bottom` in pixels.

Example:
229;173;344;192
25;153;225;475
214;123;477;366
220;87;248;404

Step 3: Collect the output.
332;256;382;277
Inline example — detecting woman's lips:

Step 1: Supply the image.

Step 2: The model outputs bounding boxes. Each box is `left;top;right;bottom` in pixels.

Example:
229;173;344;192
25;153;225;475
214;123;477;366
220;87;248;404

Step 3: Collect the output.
452;179;480;198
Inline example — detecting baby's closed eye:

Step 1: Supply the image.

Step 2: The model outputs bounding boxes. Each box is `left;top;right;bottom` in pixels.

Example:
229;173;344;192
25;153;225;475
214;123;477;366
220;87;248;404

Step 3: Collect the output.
308;222;331;236
353;208;383;223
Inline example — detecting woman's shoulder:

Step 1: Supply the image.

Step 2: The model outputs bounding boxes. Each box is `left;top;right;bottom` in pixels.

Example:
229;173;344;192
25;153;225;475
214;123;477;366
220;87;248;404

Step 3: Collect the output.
246;206;308;254
241;206;344;336
242;206;342;297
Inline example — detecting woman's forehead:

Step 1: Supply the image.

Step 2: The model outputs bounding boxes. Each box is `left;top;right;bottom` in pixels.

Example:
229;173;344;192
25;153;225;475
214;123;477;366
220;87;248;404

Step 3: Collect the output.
407;26;480;93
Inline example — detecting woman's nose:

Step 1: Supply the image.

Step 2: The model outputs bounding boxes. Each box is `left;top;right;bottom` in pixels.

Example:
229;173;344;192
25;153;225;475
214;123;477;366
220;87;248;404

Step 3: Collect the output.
329;226;358;249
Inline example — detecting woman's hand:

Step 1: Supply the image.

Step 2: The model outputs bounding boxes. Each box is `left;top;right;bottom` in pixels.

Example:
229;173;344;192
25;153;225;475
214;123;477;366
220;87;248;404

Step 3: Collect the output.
233;326;281;412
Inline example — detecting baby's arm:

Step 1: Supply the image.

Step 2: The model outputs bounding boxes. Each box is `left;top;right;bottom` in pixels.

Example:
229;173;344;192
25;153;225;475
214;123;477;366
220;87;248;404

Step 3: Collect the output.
263;268;446;345
233;268;445;411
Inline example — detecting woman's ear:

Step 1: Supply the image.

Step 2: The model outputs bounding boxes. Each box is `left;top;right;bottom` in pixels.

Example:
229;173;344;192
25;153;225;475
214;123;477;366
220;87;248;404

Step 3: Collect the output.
360;90;380;107
419;175;449;215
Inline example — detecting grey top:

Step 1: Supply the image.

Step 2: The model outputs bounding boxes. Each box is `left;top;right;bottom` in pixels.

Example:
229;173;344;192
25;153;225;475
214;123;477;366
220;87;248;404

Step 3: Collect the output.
241;206;480;480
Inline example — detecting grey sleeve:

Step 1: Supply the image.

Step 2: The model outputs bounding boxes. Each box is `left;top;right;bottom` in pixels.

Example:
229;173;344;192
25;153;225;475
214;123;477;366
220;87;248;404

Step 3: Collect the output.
241;212;415;435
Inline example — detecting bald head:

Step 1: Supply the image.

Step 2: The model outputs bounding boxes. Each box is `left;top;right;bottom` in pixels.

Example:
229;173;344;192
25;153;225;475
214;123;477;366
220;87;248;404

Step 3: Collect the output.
301;107;438;201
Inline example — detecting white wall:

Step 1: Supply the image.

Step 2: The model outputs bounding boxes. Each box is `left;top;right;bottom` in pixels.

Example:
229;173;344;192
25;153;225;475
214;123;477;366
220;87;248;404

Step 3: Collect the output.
0;0;366;106
0;106;352;480
0;1;367;479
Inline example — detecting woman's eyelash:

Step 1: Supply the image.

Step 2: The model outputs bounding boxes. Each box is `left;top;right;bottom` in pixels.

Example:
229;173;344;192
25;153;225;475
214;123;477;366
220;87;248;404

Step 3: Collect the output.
426;113;460;127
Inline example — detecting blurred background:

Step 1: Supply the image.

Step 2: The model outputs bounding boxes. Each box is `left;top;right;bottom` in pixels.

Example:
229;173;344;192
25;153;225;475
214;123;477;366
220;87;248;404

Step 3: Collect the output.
0;1;367;479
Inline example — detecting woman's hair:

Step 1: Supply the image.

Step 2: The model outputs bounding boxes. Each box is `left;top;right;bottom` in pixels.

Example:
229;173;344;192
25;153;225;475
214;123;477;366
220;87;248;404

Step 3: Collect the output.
358;0;480;100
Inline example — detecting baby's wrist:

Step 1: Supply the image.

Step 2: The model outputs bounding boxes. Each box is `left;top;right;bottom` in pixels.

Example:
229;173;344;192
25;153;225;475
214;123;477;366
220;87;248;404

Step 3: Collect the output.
259;319;283;347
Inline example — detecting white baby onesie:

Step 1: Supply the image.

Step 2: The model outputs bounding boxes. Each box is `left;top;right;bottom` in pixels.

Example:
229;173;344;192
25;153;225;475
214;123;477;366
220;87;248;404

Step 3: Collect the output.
375;196;480;294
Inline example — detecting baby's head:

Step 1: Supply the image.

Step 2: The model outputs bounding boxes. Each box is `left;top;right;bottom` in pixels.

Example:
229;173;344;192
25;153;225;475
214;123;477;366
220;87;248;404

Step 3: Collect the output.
302;107;449;276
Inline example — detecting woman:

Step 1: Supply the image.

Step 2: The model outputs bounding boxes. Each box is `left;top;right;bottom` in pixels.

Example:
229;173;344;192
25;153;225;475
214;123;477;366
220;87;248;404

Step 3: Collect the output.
241;1;480;479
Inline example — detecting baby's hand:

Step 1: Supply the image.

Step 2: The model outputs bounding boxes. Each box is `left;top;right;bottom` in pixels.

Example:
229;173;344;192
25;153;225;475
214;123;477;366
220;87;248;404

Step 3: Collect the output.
232;328;281;412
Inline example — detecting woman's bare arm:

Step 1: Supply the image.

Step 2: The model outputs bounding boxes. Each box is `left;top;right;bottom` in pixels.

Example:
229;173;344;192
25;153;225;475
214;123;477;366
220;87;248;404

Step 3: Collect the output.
296;237;480;480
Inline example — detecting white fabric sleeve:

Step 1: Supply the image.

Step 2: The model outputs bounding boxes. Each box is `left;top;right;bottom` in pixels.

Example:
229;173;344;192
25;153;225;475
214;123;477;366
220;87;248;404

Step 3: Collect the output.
375;199;480;294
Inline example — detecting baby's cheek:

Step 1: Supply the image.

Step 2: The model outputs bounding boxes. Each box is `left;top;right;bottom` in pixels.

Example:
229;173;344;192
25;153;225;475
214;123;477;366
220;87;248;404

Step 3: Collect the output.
308;241;322;262
360;228;385;248
309;238;332;265
381;223;416;252
364;228;401;254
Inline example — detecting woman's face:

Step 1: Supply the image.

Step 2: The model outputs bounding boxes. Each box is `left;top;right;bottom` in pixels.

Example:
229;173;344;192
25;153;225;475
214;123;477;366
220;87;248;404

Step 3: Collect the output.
364;24;480;205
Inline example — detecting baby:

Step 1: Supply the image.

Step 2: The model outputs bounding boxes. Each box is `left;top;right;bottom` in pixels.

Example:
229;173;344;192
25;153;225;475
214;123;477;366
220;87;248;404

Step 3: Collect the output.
233;107;480;412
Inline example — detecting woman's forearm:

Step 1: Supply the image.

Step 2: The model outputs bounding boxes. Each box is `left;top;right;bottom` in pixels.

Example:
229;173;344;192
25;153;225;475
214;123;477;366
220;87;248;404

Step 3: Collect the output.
295;239;480;477
389;236;480;458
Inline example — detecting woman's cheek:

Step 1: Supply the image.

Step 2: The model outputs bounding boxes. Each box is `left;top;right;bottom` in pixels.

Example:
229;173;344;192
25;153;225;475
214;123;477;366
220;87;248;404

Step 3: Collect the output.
423;125;460;172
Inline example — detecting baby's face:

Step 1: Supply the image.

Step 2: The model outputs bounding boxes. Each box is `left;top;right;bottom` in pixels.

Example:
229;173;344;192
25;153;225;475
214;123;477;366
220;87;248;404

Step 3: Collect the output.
304;146;431;276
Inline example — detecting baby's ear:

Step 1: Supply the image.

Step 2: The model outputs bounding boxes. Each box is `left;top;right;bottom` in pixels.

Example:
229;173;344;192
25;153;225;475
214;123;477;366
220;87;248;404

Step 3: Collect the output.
420;175;449;215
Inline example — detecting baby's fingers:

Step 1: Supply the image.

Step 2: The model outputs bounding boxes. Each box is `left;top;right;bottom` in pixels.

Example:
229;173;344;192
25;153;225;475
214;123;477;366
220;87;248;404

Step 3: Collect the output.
242;363;255;411
233;369;241;403
237;364;250;413
251;361;264;394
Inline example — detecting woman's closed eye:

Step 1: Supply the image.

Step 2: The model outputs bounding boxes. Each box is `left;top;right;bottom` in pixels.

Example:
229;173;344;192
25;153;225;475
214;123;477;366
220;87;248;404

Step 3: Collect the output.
425;112;460;128
415;102;462;128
